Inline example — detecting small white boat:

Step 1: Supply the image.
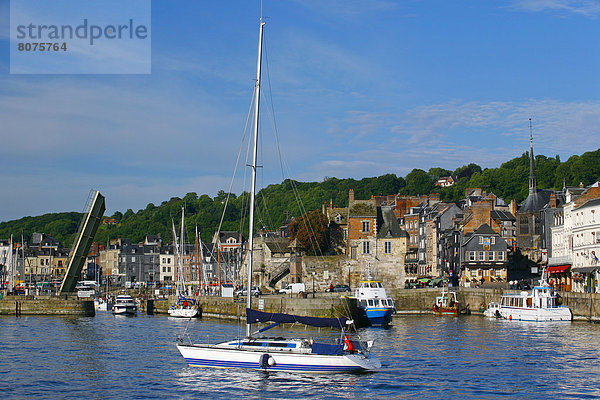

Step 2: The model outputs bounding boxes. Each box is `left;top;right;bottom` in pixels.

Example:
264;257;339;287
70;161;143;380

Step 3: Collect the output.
112;294;137;316
484;270;572;321
168;207;199;319
94;297;113;311
168;294;199;318
355;280;395;327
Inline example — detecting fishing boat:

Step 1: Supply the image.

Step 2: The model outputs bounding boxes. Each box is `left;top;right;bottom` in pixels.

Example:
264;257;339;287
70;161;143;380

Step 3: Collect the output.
483;270;572;321
433;288;469;316
176;18;381;373
354;280;395;327
112;294;137;316
168;207;199;318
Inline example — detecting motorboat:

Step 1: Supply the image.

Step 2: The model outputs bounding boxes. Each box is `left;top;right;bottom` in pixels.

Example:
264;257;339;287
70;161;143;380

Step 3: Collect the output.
484;270;572;321
112;294;137;316
354;280;395;327
433;288;469;316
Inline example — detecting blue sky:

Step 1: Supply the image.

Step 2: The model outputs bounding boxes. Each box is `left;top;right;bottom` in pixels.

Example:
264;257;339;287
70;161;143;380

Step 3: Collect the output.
1;0;599;222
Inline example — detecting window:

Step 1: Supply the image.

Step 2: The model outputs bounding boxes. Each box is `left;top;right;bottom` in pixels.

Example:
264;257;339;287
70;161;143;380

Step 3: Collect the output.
479;237;484;244
491;237;496;245
335;215;342;223
132;256;136;262
498;251;505;261
488;251;494;261
469;252;476;261
478;251;484;261
362;221;370;233
384;241;392;254
363;241;370;254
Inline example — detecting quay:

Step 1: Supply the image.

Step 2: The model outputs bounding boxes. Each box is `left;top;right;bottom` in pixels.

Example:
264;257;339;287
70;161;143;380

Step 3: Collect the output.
0;294;95;316
2;288;599;322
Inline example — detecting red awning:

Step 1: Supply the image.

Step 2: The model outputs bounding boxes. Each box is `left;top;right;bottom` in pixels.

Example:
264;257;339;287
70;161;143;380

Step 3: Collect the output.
548;265;570;274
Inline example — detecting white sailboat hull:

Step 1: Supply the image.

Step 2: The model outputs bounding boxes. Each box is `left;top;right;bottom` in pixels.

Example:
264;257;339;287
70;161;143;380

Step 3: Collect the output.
176;343;381;373
168;307;198;318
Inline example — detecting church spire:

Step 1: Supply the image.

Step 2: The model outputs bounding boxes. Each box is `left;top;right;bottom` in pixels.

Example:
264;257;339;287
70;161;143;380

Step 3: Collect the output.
528;118;537;196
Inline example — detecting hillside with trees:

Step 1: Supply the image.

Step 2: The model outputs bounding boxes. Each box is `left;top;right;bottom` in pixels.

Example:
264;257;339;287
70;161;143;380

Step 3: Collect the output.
1;148;599;248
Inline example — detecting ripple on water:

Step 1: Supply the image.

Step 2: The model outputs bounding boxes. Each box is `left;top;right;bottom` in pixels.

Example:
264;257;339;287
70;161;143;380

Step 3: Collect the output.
1;314;600;399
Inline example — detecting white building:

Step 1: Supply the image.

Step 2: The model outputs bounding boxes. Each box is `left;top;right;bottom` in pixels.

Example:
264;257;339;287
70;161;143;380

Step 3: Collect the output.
550;184;600;293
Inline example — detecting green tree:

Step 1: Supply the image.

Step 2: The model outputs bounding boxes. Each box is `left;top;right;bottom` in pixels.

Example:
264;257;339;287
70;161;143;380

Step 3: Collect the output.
289;209;330;256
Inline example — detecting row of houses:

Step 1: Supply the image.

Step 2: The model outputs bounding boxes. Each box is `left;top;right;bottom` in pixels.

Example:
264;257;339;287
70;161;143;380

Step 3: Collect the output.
0;231;248;290
318;137;600;293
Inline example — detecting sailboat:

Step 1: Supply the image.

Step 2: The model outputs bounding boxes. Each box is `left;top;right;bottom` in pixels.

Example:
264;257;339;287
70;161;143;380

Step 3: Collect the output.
176;18;381;373
169;207;200;318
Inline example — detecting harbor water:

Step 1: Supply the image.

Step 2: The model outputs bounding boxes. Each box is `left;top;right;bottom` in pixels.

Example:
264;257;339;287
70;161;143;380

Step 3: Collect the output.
1;313;599;399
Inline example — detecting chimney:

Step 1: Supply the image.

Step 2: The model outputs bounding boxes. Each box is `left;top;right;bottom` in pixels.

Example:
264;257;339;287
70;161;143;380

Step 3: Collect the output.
510;199;517;216
349;189;354;202
550;193;557;208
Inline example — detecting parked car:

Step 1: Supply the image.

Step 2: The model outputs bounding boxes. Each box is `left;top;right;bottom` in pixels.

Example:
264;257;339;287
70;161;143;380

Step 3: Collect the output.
235;286;262;297
326;284;350;293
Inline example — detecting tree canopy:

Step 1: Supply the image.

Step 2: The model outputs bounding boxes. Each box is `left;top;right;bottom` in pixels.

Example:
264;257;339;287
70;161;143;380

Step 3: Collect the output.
1;148;599;246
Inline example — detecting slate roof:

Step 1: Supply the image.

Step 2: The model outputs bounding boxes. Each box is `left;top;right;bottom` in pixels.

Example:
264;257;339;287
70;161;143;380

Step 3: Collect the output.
519;189;553;213
491;210;516;221
377;206;409;239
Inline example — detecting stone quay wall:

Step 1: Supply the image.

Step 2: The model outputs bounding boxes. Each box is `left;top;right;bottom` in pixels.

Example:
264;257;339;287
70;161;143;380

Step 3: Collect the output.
154;293;354;321
0;295;95;316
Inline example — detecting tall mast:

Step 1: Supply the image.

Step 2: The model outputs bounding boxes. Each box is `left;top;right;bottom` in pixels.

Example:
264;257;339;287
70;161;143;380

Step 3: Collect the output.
247;18;265;337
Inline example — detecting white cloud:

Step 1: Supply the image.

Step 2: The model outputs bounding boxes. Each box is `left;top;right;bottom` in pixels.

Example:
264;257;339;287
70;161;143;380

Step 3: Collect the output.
510;0;600;17
319;98;600;178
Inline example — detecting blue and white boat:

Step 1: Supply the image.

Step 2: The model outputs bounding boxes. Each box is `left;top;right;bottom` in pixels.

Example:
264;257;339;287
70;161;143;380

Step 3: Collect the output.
176;17;380;373
355;280;395;327
177;309;380;373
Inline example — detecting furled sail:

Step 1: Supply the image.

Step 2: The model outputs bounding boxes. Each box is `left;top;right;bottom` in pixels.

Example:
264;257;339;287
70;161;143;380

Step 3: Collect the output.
246;308;347;329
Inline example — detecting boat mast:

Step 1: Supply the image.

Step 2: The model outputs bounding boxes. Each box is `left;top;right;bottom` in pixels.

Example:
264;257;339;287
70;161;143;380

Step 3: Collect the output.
180;206;185;296
246;18;265;338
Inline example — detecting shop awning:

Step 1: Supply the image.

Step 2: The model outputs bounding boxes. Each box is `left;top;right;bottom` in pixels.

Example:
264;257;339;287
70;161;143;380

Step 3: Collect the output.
572;266;598;274
548;265;570;274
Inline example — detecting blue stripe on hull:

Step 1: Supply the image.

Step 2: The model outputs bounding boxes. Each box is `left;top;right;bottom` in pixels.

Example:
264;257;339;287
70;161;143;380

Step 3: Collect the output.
184;358;361;372
365;308;394;326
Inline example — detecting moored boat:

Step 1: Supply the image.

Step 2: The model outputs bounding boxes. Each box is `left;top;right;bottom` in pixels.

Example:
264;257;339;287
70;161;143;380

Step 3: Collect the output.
433;288;469;316
354;280;395;327
112;294;137;316
484;270;572;321
168;294;199;318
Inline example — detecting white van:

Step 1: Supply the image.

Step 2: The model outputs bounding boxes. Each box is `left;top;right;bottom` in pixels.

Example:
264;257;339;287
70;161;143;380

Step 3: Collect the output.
279;283;306;294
